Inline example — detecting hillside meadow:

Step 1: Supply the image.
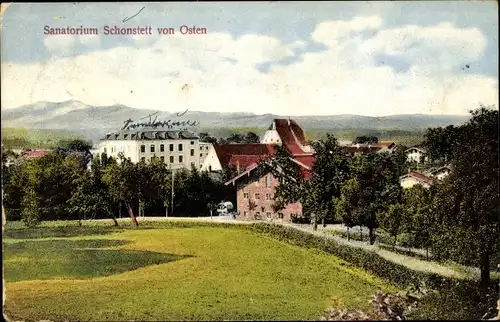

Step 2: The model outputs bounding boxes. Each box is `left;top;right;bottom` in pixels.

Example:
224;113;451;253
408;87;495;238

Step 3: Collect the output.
3;222;397;321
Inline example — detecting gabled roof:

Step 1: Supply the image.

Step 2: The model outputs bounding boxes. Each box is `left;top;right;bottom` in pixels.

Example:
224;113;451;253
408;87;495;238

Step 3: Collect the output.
405;146;427;153
214;144;277;170
228;154;271;171
400;171;435;185
273;119;309;155
224;155;314;186
425;165;452;176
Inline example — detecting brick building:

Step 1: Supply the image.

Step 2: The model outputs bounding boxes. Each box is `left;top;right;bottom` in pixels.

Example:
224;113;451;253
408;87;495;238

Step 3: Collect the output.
225;156;314;222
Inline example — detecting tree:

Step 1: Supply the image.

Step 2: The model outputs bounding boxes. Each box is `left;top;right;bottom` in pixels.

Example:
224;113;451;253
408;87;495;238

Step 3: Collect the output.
199;132;217;144
378;203;410;249
20;163;41;227
243;132;260;144
430;106;499;288
55;138;93;169
347;152;402;244
421;125;458;165
335;178;361;241
354;136;379;144
102;155;139;227
266;134;350;231
68;154;119;226
403;184;435;259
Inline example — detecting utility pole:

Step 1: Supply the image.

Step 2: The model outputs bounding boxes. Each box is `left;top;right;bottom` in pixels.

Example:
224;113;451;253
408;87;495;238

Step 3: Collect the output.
171;166;175;217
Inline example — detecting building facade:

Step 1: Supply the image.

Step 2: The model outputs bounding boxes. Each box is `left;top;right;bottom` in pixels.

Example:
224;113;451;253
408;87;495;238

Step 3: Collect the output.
406;147;428;163
96;130;212;170
226;165;303;222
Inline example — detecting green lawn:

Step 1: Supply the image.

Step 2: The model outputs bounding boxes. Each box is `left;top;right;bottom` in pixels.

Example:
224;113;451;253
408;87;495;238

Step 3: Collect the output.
3;225;397;321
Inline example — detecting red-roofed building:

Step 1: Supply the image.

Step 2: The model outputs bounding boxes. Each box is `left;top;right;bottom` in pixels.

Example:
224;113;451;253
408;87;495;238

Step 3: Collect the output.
201;144;277;172
224;156;313;222
400;171;435;189
202;119;314;173
261;119;313;155
21;149;51;159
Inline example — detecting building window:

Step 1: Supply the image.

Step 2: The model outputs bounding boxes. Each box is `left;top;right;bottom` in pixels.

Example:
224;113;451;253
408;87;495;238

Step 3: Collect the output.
170;156;174;163
160;156;165;162
200;147;203;150
255;193;260;199
191;161;195;168
160;144;165;152
243;192;249;199
206;146;209;150
141;157;145;162
266;212;272;218
169;144;174;152
150;144;155;153
178;144;183;152
141;145;145;153
190;149;195;156
200;153;203;157
179;155;183;163
190;141;194;145
265;173;271;187
278;213;284;219
265;193;272;200
103;148;107;154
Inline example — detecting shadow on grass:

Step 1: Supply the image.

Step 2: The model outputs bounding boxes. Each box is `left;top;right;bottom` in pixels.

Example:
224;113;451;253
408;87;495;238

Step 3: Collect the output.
4;226;122;239
4;239;193;282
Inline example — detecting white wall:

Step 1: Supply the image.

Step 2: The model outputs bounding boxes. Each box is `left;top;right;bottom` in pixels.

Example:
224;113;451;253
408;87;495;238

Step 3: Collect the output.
201;145;222;172
98;139;211;170
406;149;427;163
400;177;430;189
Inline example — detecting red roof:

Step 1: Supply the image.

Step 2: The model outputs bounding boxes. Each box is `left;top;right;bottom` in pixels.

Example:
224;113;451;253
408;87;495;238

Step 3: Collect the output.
406;171;435;185
214;144;276;170
228;154;271;171
273;119;309;155
21;150;50;158
224;155;315;185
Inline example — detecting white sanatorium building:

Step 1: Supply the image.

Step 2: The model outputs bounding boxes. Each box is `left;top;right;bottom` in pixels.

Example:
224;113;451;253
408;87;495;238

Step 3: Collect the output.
95;130;212;170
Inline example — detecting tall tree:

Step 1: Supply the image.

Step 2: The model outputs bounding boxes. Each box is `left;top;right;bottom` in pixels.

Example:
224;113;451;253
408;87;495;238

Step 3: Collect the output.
347;152;402;244
430;106;499;287
421;125;458;165
68;154;119;226
402;184;435;259
102;154;139;227
378;203;410;248
335;178;361;241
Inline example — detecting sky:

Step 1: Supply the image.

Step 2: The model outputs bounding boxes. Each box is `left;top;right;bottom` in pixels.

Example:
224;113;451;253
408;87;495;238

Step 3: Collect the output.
1;2;498;116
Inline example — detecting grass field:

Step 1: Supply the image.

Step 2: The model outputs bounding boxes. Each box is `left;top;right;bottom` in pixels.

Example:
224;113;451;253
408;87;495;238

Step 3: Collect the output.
3;224;397;321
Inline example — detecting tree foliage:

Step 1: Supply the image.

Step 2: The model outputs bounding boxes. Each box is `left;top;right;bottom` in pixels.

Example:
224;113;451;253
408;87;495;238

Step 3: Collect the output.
429;106;499;287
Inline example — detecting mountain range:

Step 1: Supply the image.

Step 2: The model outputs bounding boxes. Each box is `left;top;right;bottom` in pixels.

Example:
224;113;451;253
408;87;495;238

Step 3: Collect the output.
1;100;471;143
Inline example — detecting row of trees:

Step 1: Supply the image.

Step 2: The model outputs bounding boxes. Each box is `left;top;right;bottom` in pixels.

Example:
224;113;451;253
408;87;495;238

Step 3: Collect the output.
2;147;234;228
267;107;498;287
200;131;260;145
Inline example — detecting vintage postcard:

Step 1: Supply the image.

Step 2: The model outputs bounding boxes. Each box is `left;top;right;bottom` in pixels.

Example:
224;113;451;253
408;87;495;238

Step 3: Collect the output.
1;1;499;321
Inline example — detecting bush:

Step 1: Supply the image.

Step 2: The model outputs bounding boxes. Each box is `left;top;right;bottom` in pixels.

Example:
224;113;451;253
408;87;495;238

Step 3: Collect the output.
247;222;499;320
